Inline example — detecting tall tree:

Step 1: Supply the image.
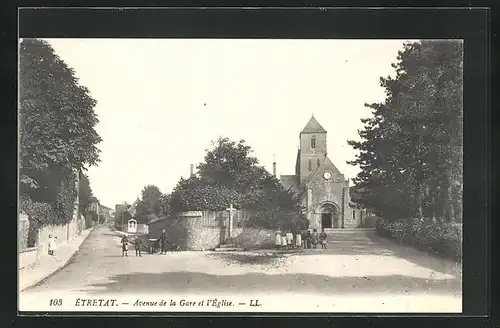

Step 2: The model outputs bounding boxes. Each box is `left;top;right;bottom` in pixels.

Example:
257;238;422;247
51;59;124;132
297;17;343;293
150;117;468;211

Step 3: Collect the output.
348;40;463;222
197;137;259;192
136;185;163;217
19;38;102;201
19;38;102;226
78;171;94;215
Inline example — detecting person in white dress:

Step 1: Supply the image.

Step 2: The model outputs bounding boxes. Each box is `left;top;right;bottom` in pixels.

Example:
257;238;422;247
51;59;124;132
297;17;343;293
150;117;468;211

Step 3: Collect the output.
281;234;287;251
48;234;57;256
295;232;302;249
275;231;282;250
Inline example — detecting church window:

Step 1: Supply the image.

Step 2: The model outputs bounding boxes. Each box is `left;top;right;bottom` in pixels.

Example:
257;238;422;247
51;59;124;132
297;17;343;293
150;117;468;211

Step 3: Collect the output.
308;159;312;171
311;136;316;148
353;210;356;220
317;158;320;167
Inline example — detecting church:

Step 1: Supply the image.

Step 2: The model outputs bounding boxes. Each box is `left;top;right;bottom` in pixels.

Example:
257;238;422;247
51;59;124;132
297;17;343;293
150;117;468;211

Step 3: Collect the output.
279;116;366;230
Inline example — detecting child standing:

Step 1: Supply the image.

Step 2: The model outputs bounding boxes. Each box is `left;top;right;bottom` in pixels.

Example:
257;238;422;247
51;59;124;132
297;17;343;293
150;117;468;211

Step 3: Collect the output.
121;235;129;257
281;233;287;251
48;234;57;256
319;228;327;249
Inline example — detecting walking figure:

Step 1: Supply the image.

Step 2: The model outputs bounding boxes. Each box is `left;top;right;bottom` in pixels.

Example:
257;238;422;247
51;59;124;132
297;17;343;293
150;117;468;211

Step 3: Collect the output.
48;234;57;256
134;235;142;257
121;235;129;257
159;229;167;254
319;228;327;249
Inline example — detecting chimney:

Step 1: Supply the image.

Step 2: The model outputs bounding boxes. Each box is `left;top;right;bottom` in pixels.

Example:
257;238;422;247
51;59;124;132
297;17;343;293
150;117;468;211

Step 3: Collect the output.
190;164;194;177
272;153;277;177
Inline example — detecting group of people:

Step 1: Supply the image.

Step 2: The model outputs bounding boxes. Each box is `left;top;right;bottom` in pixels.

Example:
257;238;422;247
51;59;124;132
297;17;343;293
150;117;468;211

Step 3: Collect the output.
275;228;328;250
120;234;143;257
120;229;170;257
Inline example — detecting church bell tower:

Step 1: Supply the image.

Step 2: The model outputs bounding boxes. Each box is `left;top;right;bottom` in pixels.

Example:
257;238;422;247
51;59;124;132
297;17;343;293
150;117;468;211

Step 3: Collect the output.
299;115;328;183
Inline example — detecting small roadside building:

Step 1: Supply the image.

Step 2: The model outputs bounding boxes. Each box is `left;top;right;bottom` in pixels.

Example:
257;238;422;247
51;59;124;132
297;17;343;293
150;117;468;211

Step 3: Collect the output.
125;215;152;235
127;218;137;233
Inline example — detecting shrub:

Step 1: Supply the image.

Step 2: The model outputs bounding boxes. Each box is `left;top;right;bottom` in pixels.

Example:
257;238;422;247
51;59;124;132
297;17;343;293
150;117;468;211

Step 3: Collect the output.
244;210;308;232
53;174;77;225
376;217;462;261
20;196;57;247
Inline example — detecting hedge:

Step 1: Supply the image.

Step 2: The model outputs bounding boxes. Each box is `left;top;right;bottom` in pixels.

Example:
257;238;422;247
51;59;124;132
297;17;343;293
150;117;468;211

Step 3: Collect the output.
376;218;462;261
19;196;57;247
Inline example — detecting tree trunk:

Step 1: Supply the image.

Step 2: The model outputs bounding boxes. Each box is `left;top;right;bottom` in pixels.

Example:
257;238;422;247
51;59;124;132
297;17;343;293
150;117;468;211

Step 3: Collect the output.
431;186;436;221
415;184;423;219
443;183;454;223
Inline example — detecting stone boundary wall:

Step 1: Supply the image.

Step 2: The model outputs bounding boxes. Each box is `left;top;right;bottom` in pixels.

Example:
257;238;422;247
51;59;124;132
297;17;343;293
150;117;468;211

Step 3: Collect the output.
19;211;86;267
19;213;30;251
19;246;41;270
37;213;85;252
149;211;274;251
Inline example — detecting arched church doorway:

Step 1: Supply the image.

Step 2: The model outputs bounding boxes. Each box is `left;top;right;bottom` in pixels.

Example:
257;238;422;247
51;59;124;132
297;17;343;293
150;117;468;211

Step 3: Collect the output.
319;202;340;229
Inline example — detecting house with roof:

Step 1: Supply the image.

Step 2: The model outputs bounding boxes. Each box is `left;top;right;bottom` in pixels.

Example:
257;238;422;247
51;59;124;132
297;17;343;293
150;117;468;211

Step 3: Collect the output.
115;198;150;234
279;115;366;230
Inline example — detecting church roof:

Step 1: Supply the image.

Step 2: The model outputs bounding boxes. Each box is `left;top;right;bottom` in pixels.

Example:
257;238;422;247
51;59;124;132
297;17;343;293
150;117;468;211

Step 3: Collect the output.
280;175;298;192
300;155;343;187
300;116;327;134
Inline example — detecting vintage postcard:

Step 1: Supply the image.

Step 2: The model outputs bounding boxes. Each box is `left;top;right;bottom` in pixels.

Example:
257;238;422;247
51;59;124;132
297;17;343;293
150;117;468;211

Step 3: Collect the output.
18;38;463;313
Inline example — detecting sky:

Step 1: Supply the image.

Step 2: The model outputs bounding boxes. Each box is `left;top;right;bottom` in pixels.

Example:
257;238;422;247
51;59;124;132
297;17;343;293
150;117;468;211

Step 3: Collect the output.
45;38;411;208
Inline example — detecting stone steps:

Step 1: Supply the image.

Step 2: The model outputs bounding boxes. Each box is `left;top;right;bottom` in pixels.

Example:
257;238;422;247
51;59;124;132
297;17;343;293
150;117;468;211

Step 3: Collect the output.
218;244;237;248
213;247;244;252
323;229;376;242
323;228;375;233
213;243;244;252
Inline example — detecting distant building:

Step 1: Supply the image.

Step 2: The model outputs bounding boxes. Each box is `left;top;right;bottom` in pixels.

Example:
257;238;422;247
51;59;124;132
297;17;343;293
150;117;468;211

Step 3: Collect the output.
115;199;151;234
127;198;141;217
279;115;366;230
88;199;113;224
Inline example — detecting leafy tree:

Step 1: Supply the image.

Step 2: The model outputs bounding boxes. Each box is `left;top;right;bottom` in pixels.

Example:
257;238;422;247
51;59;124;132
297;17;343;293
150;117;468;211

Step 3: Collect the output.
159;193;173;217
348;40;463;222
170;177;241;212
170;137;306;229
197;137;259;192
78;172;94;215
135;185;163;219
19;38;102;226
20;39;101;190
